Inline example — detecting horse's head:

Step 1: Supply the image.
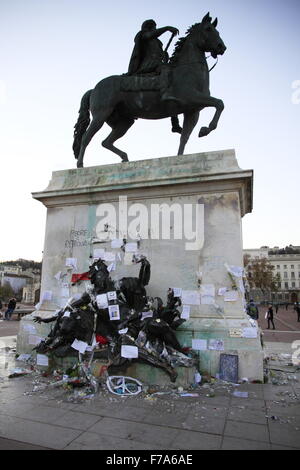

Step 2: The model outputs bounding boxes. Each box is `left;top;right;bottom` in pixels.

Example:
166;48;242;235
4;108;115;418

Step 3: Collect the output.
198;12;226;58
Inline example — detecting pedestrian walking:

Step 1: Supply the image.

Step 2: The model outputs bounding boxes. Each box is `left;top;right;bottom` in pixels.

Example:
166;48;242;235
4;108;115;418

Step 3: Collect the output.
275;303;279;314
4;298;17;320
266;304;275;330
294;302;300;322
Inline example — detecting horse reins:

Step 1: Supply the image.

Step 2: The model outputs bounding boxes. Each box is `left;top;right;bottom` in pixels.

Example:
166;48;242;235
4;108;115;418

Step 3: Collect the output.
206;55;219;72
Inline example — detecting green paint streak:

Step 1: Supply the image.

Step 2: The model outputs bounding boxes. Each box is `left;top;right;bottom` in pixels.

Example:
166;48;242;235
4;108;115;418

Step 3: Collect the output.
87;204;96;258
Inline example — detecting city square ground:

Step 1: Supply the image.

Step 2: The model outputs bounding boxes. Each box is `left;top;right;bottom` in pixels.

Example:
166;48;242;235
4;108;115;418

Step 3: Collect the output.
0;305;299;451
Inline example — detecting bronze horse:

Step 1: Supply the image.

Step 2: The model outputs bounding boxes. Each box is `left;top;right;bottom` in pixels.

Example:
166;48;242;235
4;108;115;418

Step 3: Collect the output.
73;13;226;168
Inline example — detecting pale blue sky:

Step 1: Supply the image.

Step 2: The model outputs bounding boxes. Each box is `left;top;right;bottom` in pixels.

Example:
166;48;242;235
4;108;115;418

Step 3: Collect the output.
0;0;299;261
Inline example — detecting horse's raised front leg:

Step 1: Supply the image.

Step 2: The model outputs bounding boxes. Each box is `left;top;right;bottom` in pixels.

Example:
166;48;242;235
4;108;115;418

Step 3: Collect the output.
197;96;224;138
102;118;135;162
177;110;200;155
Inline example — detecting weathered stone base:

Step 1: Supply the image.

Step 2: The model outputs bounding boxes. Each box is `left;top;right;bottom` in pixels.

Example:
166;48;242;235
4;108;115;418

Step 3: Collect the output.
177;319;264;382
17;150;263;385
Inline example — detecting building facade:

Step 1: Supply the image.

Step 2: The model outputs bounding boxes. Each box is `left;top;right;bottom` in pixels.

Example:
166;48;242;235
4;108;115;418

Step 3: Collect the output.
0;264;41;303
243;245;300;303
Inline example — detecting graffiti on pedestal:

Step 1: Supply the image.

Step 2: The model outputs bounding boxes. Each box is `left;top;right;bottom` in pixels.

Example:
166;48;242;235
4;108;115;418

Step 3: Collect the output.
64;229;94;248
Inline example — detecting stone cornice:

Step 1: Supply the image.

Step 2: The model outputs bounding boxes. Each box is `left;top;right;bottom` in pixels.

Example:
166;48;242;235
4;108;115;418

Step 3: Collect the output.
32;150;253;216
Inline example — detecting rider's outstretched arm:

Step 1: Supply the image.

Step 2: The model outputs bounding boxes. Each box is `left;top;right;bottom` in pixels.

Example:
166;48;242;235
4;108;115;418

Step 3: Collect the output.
144;26;179;40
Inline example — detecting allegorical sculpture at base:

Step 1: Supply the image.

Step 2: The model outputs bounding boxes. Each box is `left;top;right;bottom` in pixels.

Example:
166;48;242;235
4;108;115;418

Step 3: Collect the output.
73;13;226;168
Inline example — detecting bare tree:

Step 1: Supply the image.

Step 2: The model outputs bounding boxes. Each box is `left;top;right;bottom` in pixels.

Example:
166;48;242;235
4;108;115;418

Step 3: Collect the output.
243;255;280;300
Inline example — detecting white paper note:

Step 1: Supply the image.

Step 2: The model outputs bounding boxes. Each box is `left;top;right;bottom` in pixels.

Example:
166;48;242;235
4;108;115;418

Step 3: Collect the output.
172;288;182;298
103;252;116;262
107;262;116;272
111;239;124;249
242;327;258;338
218;287;227;296
108;304;120;321
181;305;190;319
208;339;224;351
141;311;153;320
224;290;239;302
125;242;138;252
93;248;105;258
107;291;117;301
233;391;248;398
61;287;70;298
201;284;215;297
54;271;62;281
229;328;243;338
121;345;139;358
62;311;71;318
96;294;108;309
226;264;244;278
17;354;31;361
238;279;245;294
201;295;215;305
36;354;49;366
118;328;128;335
71;339;88;354
192;339;207;350
65;258;77;270
181;290;201;305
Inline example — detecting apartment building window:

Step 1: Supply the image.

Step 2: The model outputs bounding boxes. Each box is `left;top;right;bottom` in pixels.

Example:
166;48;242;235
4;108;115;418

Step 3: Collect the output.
291;265;294;269
284;282;289;289
292;282;296;288
284;272;288;278
276;265;280;269
291;272;295;278
284;265;287;269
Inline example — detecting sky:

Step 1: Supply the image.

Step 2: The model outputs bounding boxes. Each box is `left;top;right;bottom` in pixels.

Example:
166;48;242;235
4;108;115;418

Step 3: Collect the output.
0;0;299;262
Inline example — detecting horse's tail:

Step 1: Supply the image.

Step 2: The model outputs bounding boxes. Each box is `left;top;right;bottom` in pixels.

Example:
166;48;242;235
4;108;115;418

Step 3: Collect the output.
72;89;92;159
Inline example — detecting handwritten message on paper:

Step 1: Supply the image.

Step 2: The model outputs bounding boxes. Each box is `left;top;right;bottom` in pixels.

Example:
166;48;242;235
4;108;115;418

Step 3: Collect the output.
181;290;201;306
181;305;190;319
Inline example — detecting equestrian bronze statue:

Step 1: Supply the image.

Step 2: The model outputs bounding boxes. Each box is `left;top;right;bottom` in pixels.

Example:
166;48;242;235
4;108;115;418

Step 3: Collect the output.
73;13;226;168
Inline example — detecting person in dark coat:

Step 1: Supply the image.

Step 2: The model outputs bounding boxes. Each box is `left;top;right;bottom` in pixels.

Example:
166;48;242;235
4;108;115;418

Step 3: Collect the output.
267;304;275;330
294;302;300;322
4;298;17;320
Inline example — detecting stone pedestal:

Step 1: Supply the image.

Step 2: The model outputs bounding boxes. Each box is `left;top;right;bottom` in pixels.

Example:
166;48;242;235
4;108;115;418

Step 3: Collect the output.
17;149;264;382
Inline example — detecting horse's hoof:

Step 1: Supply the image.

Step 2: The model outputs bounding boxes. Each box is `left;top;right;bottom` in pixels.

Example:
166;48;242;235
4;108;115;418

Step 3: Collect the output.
77;162;83;168
199;126;210;138
172;126;182;134
121;155;129;162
